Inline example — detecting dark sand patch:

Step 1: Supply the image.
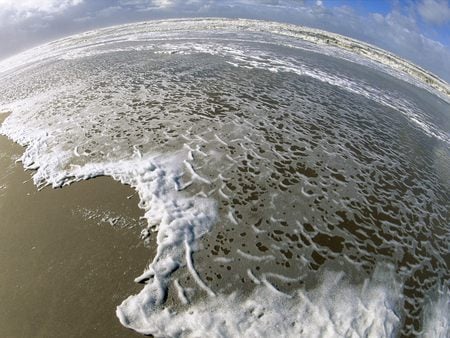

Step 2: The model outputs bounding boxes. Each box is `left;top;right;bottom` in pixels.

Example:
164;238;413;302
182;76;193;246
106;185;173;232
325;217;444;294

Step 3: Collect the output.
0;130;152;337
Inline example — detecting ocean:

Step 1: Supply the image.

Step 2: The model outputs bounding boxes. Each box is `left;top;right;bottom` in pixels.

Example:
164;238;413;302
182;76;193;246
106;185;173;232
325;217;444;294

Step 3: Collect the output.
0;18;448;337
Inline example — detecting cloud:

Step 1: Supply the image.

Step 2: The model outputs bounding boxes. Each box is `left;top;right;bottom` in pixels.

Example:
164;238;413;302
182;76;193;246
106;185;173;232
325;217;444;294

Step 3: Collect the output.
117;0;207;10
362;9;450;81
417;0;450;25
0;0;83;21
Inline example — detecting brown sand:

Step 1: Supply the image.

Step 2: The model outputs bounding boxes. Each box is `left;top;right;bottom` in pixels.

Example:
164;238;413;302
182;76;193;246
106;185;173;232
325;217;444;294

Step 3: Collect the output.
0;115;153;337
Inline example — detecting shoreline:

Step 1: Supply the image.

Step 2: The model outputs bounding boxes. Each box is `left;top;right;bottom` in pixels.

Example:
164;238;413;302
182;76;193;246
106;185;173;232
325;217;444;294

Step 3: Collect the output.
0;129;152;337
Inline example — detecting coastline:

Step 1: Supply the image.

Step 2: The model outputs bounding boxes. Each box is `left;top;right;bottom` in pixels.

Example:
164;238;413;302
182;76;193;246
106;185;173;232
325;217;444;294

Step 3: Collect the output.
0;126;151;337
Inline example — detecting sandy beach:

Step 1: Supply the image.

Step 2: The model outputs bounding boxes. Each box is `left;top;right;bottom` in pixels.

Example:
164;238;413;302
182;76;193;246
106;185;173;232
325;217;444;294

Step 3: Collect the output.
0;115;153;337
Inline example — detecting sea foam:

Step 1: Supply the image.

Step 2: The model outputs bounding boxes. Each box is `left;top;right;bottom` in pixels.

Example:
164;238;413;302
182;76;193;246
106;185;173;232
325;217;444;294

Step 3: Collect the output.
117;263;403;337
66;151;218;307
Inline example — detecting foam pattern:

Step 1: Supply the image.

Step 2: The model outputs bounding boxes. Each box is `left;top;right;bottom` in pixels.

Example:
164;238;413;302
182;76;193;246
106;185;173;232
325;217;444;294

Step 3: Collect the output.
118;264;403;338
0;19;449;337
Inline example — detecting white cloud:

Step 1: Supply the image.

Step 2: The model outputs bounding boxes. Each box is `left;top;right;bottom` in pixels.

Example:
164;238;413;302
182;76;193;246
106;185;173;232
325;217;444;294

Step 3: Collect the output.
0;0;83;23
0;0;83;13
117;0;204;10
417;0;450;25
360;10;450;80
152;0;177;8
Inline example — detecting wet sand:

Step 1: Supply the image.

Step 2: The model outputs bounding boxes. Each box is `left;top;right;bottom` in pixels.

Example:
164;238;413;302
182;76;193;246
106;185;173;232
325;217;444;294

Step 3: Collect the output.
0;116;152;337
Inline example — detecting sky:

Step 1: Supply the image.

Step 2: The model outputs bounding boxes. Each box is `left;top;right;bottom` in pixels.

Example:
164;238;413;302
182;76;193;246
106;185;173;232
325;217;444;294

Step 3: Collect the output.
0;0;449;82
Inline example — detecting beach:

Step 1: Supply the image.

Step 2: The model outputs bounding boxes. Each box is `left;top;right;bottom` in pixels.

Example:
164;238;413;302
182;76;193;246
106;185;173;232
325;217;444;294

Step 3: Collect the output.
0;117;151;337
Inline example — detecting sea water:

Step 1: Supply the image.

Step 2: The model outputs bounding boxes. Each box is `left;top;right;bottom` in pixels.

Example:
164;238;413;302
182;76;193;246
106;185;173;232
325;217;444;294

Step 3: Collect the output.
0;19;448;337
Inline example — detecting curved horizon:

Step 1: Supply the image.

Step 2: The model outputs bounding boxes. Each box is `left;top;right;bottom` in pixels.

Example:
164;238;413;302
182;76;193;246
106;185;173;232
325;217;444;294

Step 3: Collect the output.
1;18;449;100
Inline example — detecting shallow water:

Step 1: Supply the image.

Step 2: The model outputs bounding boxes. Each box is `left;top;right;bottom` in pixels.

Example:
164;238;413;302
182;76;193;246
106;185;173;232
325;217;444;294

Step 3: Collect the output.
0;19;449;337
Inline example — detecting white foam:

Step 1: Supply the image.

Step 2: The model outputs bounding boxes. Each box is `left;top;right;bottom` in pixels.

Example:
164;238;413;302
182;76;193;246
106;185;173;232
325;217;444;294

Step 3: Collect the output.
247;269;261;285
237;249;275;262
198;43;449;144
17;147;218;320
421;286;449;338
117;264;403;338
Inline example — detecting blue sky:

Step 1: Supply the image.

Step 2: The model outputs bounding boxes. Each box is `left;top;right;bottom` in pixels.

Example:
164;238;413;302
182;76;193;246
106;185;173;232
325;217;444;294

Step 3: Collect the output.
0;0;449;81
329;0;450;46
